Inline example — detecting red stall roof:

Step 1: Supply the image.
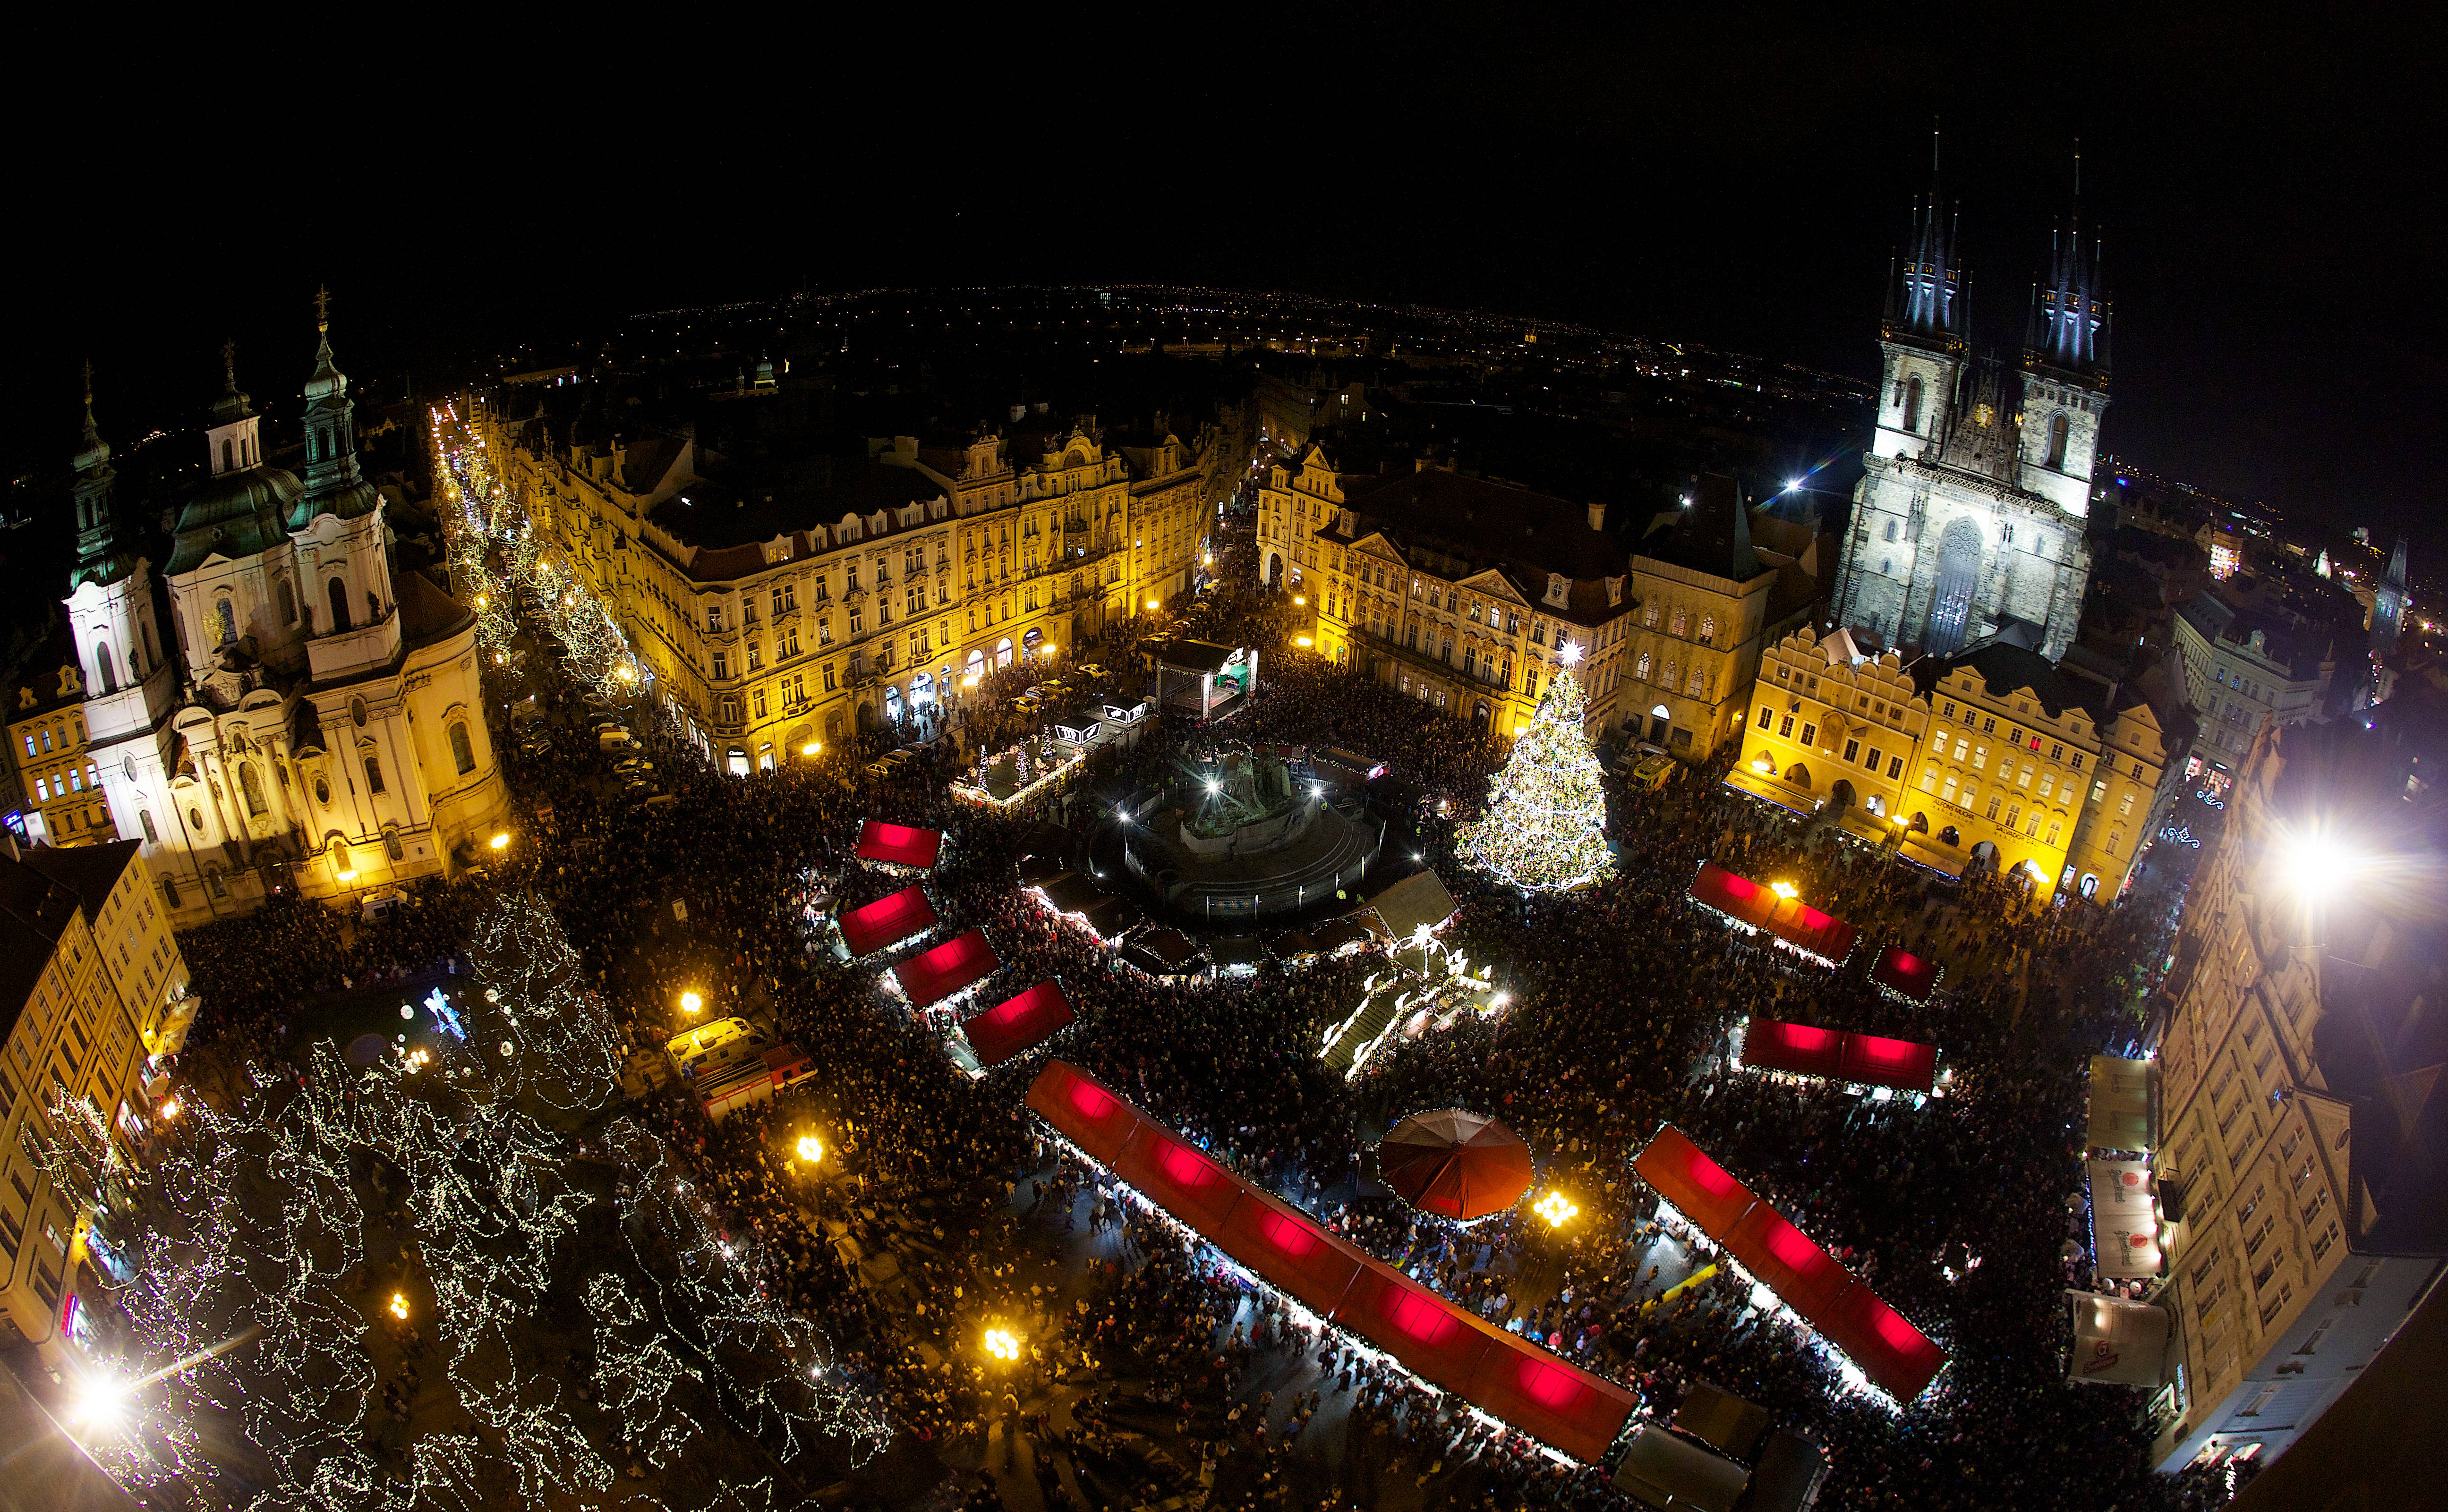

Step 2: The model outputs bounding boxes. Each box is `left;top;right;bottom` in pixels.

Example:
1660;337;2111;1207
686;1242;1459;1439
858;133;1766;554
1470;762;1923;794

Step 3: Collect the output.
838;885;937;957
1631;1125;1761;1236
1725;1204;1852;1318
961;980;1074;1068
1687;862;1859;965
893;927;1000;1008
1841;1032;1939;1094
1112;1125;1245;1229
1817;1282;1949;1402
1741;1019;1939;1095
1633;1126;1948;1402
1022;1062;1635;1461
1334;1263;1501;1396
1740;1019;1849;1081
1214;1187;1369;1318
1024;1059;1143;1164
855;820;942;870
1870;946;1942;1003
1467;1345;1639;1466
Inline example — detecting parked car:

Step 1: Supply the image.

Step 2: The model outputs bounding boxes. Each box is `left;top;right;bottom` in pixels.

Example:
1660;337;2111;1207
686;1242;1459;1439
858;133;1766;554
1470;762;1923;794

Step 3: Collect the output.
1075;663;1108;680
865;752;911;779
614;757;655;778
597;728;635;752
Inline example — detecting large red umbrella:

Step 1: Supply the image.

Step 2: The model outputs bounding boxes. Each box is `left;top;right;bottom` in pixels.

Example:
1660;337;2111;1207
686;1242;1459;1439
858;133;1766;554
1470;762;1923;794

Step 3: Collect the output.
1378;1109;1535;1219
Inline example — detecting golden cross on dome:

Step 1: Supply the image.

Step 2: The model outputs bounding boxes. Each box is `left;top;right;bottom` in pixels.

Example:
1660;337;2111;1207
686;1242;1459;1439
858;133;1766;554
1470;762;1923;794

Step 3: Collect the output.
314;285;331;332
81;358;94;406
222;337;237;389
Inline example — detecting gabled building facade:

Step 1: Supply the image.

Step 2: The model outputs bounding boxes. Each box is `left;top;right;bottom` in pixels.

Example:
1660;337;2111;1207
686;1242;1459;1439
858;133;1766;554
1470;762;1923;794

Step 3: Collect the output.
1732;628;2185;903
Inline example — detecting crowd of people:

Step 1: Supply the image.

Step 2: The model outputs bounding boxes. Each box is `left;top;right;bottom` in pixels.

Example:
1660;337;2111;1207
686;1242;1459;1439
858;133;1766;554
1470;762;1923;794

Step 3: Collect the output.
139;498;2247;1512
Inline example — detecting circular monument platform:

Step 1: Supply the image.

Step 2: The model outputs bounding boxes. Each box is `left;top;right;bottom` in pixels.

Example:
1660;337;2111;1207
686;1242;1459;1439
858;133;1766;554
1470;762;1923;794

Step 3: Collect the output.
1123;750;1382;921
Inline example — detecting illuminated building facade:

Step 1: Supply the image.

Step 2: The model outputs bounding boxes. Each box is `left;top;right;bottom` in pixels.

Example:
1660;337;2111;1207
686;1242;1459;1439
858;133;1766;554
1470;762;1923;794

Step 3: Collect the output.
69;313;509;924
7;658;116;848
2147;707;2448;1473
1275;451;1636;738
0;839;188;1368
1731;628;2184;903
1831;170;2104;660
484;399;1240;770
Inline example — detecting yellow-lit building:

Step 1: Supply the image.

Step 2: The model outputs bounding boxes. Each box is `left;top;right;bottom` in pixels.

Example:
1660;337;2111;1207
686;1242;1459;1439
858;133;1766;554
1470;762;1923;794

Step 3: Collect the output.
0;838;190;1369
8;660;116;849
1275;450;1637;737
1731;627;2186;903
478;397;1245;769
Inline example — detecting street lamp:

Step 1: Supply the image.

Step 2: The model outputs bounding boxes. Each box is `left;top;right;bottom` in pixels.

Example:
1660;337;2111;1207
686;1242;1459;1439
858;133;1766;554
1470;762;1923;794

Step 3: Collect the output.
1534;1190;1579;1228
796;1135;824;1164
680;990;703;1015
70;1376;128;1430
802;741;821;757
1769;880;1798;900
490;832;511;851
983;1326;1022;1362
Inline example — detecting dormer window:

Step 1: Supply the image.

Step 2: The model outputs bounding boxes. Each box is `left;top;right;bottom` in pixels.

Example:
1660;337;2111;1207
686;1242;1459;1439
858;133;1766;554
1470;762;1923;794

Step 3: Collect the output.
1544;572;1571;608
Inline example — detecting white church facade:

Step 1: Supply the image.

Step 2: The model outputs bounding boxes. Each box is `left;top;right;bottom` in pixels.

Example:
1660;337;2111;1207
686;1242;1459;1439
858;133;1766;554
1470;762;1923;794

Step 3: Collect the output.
63;306;509;926
1830;170;2111;661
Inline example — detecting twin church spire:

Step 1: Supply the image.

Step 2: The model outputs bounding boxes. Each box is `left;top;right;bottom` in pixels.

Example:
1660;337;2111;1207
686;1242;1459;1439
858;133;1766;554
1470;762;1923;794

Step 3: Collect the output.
1882;133;2110;387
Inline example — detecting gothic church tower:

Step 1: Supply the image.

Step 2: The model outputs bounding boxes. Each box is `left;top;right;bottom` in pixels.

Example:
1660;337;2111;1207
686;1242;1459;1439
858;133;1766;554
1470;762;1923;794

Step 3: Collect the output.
1834;145;2104;661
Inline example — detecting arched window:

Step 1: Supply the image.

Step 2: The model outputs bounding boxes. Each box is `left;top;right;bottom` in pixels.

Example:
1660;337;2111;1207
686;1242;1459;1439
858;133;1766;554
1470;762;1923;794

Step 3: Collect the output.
277;580;297;625
2045;413;2071;469
383;824;405;862
449;721;475;775
162;875;180;908
216;598;238;646
327;578;351;631
239;763;266;817
140;809;158;844
1883;519;1898;542
221;439;234;472
1902;374;1924;433
366;590;381;625
95;643;117;694
1923;517;1983;656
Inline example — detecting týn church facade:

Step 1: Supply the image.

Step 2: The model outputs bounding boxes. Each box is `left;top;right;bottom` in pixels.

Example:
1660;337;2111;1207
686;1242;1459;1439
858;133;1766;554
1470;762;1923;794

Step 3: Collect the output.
1830;162;2109;662
62;302;508;926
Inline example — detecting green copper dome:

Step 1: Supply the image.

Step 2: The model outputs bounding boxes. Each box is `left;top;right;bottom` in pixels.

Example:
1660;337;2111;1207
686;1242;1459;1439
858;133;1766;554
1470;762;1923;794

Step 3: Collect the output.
168;465;304;575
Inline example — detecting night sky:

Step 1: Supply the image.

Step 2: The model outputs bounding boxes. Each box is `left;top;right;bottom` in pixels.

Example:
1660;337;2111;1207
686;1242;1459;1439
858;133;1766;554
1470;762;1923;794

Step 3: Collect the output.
15;16;2434;564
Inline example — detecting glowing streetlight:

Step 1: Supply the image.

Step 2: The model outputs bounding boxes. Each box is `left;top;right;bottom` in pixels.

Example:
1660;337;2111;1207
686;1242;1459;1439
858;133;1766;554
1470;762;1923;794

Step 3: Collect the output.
802;741;821;757
1205;778;1221;795
1293;595;1306;606
158;1097;181;1121
72;1376;128;1430
490;832;511;851
1534;1190;1580;1227
1147;599;1161;612
1786;478;1803;493
796;1135;824;1164
389;1292;411;1321
680;990;704;1014
983;1326;1022;1361
1769;880;1798;900
2284;832;2359;903
1296;636;1314;646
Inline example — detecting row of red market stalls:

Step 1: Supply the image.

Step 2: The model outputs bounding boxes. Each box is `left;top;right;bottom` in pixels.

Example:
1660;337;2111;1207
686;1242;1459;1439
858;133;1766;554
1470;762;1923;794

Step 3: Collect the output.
1027;1060;1638;1462
1737;1019;1941;1096
1631;1126;1948;1403
855;819;944;871
1685;865;1951;1013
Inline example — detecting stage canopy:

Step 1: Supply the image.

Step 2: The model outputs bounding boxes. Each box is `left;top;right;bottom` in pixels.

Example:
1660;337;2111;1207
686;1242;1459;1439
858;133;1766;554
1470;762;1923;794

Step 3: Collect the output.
838;885;937;957
1024;1062;1635;1462
1378;1109;1535;1220
1739;1019;1938;1096
855;820;942;870
1610;1422;1749;1512
1870;946;1942;1002
1631;1125;1949;1402
893;927;999;1008
2067;1291;2171;1388
2087;1054;2154;1153
1688;862;1859;965
960;981;1073;1068
1370;869;1458;942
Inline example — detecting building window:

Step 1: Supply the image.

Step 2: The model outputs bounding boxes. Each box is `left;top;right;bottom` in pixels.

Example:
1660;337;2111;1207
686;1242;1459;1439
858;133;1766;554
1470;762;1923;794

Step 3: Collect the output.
1902;374;1923;432
140;809;158;844
449;722;475;775
240;763;267;817
383;825;405;862
2046;413;2070;469
363;755;385;795
216;598;239;646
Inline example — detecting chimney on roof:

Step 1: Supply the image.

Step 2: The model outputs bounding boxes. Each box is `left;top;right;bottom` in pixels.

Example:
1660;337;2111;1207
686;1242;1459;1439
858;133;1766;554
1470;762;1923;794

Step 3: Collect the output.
1587;501;1608;533
1009;403;1026;423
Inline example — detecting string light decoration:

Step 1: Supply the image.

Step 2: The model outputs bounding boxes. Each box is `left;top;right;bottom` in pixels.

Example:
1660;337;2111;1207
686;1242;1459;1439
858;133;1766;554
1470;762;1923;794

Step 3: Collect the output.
78;890;888;1508
1456;656;1615;891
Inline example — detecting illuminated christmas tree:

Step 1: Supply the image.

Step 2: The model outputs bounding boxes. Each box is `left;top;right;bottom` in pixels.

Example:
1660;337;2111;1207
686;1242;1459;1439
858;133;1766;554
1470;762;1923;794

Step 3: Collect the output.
1459;647;1613;891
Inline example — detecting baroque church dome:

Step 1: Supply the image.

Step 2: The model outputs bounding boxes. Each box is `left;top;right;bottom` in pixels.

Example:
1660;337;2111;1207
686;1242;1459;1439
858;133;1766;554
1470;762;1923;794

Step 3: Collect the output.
169;465;304;574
